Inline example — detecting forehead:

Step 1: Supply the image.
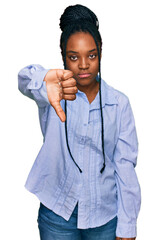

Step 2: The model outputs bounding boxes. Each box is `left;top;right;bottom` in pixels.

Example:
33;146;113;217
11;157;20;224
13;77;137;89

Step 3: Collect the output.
66;32;96;51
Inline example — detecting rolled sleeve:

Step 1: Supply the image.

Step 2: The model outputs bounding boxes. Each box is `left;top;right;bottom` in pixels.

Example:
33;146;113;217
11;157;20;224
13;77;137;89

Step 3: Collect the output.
18;64;50;107
113;97;141;238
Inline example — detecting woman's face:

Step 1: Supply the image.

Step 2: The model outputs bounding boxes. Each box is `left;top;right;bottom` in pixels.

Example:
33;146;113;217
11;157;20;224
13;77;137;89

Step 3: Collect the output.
65;32;100;90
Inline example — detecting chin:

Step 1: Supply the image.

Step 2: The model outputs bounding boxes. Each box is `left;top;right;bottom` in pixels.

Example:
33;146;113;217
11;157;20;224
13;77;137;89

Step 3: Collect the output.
77;80;91;86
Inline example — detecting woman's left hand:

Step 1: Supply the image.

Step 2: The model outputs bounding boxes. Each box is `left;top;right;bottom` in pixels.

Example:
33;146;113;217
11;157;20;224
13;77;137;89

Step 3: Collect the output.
116;237;136;240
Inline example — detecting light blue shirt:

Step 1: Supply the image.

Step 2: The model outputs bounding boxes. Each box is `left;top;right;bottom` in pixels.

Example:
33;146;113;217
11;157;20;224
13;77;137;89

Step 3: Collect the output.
18;64;141;238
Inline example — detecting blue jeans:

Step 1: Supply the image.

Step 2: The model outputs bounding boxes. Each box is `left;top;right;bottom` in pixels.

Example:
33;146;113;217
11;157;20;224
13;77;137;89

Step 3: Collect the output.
37;203;117;240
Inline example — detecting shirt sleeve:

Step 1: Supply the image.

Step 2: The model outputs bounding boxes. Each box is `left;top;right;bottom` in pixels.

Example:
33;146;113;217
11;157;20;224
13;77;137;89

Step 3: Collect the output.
18;64;50;107
113;96;141;238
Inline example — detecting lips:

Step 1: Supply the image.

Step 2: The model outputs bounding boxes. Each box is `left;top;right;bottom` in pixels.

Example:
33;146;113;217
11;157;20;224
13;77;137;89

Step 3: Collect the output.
78;73;91;79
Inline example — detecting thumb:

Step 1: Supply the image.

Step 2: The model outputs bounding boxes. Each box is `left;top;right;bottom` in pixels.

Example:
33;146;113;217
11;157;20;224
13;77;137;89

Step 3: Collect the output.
52;100;66;122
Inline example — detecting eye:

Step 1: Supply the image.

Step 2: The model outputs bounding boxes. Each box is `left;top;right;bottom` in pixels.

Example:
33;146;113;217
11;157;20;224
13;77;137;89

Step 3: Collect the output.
70;55;78;61
89;54;96;59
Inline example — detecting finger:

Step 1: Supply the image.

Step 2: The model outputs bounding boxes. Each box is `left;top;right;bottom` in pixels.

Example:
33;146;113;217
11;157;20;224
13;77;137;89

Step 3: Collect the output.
63;94;76;101
62;86;78;94
62;70;74;80
56;69;65;81
116;238;121;240
122;238;134;240
61;78;77;88
51;100;66;122
121;238;135;240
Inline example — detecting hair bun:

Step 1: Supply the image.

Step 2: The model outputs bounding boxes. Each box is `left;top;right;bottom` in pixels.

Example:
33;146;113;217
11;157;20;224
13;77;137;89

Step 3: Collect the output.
59;4;99;32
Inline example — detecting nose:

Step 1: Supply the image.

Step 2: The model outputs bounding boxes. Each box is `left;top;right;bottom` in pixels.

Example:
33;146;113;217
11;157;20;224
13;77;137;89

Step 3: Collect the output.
78;57;89;70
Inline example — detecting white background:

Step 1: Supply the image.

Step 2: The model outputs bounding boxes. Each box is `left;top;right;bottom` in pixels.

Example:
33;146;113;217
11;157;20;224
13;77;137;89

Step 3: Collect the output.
0;0;159;239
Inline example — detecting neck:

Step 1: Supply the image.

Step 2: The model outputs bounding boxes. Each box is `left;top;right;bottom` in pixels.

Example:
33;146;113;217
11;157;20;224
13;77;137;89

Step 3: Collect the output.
77;80;99;104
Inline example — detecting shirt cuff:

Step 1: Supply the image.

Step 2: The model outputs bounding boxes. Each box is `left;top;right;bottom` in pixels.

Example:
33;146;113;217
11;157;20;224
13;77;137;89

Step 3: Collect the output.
27;68;49;90
116;222;137;238
27;68;50;107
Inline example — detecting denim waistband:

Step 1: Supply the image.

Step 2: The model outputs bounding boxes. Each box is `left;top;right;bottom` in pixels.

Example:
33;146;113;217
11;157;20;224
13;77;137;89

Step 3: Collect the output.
40;202;78;215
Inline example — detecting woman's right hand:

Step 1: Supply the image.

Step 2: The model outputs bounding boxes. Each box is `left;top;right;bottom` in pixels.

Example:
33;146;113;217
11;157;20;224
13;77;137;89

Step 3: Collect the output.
44;69;77;122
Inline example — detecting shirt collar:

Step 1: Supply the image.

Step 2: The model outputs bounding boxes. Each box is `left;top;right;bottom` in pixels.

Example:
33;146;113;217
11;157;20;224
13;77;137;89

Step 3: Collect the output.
77;79;118;109
100;79;118;106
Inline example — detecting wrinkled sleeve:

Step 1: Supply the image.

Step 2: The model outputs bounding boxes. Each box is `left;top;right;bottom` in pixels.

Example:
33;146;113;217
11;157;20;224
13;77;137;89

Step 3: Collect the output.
113;97;141;238
18;64;50;107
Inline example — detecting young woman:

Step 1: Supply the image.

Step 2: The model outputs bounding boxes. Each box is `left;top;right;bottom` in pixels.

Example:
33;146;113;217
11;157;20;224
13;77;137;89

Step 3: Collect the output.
18;4;141;240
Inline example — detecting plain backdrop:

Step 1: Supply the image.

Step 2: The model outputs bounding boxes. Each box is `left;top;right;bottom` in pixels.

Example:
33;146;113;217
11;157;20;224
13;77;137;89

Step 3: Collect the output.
0;0;159;239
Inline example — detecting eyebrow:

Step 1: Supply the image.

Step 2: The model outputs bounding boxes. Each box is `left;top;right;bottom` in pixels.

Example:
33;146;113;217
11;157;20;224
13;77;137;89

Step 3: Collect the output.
89;48;97;52
66;48;97;54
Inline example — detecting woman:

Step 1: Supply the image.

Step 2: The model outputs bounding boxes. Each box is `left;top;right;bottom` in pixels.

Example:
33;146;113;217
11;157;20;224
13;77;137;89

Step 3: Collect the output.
18;4;141;240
